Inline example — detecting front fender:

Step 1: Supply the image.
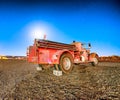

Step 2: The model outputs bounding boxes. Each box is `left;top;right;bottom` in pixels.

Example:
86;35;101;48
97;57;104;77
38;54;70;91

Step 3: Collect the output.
89;52;99;61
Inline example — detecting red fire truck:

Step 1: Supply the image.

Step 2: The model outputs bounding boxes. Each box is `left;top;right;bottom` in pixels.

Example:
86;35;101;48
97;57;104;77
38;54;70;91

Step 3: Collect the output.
27;39;98;75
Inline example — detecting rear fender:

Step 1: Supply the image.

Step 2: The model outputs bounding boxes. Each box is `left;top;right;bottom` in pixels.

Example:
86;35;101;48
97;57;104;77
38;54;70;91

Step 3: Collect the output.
52;50;74;64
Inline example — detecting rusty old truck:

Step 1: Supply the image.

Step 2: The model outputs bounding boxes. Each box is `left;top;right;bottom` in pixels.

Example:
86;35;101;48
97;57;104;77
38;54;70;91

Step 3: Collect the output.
27;39;98;76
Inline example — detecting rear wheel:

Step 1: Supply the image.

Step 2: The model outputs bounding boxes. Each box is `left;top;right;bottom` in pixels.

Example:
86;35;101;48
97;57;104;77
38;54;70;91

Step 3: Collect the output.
60;53;73;74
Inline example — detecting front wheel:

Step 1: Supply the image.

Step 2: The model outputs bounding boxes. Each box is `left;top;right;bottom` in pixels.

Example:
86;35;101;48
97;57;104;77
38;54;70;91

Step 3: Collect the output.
91;57;98;66
60;53;73;74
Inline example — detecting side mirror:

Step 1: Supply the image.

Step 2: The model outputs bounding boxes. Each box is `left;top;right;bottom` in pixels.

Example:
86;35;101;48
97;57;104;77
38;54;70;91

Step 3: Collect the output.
73;40;76;43
88;43;91;48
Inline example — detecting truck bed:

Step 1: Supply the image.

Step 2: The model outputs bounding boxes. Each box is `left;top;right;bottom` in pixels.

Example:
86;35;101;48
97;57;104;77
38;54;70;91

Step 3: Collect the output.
35;39;77;51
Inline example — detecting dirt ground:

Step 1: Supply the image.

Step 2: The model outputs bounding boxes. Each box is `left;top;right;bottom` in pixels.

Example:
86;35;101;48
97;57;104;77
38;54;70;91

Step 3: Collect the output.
0;60;120;100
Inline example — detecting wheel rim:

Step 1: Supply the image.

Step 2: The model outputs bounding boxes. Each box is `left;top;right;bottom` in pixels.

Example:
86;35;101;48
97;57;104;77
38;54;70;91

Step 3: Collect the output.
63;57;71;70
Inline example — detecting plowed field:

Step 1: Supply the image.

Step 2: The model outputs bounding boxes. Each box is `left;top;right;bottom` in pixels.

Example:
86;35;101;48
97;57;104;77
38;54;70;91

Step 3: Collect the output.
0;60;120;100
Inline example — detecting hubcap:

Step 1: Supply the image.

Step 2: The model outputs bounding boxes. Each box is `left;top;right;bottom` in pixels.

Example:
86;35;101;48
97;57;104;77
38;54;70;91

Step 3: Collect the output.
63;57;71;70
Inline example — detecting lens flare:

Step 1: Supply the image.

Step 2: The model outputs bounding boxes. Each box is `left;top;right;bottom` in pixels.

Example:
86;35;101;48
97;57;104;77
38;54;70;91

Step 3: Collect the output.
28;21;50;40
24;21;67;43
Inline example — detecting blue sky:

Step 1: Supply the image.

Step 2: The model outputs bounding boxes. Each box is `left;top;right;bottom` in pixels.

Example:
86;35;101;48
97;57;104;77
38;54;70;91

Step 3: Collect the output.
0;0;120;56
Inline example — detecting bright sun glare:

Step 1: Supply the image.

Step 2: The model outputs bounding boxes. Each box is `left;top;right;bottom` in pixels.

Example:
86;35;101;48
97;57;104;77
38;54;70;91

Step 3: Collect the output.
25;21;68;44
32;25;47;39
27;21;52;40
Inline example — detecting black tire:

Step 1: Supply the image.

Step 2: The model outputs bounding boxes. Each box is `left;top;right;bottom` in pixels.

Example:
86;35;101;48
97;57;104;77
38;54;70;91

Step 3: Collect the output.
60;53;73;74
